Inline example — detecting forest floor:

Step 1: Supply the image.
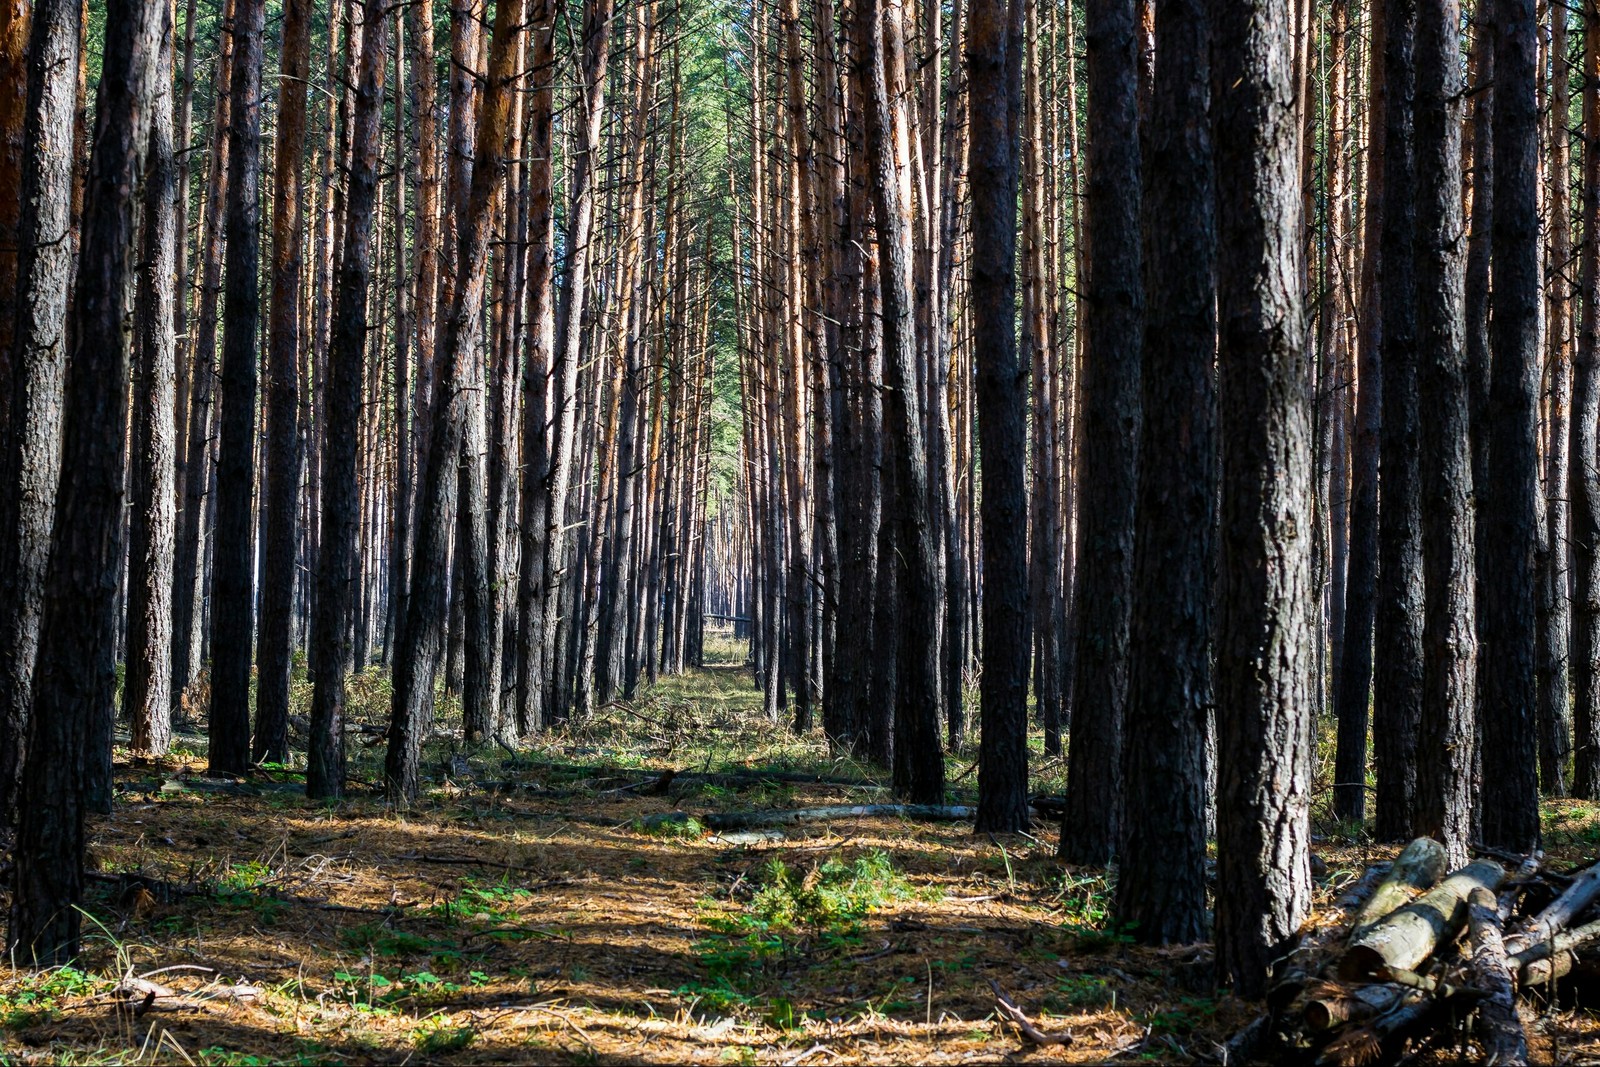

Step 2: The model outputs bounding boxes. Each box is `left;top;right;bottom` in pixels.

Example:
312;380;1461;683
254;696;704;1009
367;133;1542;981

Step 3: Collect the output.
3;635;1600;1064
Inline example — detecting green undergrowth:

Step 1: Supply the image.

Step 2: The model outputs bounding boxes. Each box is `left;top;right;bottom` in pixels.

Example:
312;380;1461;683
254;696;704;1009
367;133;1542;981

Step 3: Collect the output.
678;849;930;1022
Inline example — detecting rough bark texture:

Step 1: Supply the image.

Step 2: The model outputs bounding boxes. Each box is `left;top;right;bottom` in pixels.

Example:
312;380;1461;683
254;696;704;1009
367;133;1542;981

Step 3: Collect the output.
1062;0;1141;867
1211;0;1314;996
127;21;178;758
209;0;267;775
0;0;83;825
514;0;557;736
860;0;946;805
1373;0;1422;841
1572;0;1600;800
1116;0;1213;938
6;0;161;963
1350;836;1448;937
968;0;1030;834
308;0;387;800
254;0;312;765
1341;859;1505;979
1466;887;1529;1063
1412;0;1474;865
1480;0;1543;851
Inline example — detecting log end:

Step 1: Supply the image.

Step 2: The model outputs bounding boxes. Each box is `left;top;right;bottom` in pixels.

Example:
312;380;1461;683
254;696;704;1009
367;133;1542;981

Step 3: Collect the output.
1338;944;1386;982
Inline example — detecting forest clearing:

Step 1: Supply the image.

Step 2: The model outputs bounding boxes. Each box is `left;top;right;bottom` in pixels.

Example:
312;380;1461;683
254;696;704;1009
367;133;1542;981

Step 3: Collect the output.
2;637;1598;1066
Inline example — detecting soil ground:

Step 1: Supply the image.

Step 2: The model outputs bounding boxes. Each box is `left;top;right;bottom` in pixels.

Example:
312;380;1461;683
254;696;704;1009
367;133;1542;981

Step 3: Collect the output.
1;634;1598;1064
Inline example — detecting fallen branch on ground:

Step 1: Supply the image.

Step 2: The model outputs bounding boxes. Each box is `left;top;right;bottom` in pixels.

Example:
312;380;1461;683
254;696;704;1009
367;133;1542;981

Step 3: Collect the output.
630;804;977;833
988;979;1072;1046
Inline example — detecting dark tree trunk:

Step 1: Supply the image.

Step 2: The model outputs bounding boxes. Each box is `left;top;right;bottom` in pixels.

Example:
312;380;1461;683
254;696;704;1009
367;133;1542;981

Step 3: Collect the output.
127;20;177;759
1117;0;1213;941
0;0;83;826
1211;0;1313;998
1413;0;1475;866
1373;0;1422;841
1479;0;1544;851
6;0;162;964
254;0;312;765
0;0;23;446
308;0;387;800
209;0;266;775
514;0;556;737
968;0;1030;834
860;0;946;805
1063;0;1142;866
1572;0;1600;801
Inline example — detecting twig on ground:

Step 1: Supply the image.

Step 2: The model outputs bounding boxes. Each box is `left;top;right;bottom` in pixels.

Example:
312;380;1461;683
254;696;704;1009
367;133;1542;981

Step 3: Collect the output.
988;979;1073;1046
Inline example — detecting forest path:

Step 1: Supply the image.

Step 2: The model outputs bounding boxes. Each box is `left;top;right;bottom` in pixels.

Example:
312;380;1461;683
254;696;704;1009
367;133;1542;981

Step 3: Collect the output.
10;655;1600;1062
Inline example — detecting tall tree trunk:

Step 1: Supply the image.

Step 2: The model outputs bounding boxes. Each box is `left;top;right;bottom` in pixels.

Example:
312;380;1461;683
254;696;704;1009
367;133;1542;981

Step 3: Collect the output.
0;0;26;445
209;0;267;775
0;0;83;825
172;0;235;714
1413;0;1475;866
1373;0;1422;841
969;0;1029;833
307;0;387;800
861;0;946;804
254;0;312;765
1117;0;1214;941
1063;0;1141;866
1480;0;1544;851
514;0;557;735
1212;0;1314;998
127;13;177;759
1538;0;1574;795
6;0;162;964
1572;0;1600;801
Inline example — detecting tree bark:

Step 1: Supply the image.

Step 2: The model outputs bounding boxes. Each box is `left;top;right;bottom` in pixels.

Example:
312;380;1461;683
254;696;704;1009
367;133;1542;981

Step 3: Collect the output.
1063;0;1142;867
1573;0;1600;800
6;0;162;964
254;0;312;765
308;0;387;800
860;0;946;804
1413;0;1475;865
0;0;83;825
1373;0;1422;841
209;0;267;775
1117;0;1213;944
968;0;1029;834
1211;0;1314;996
127;17;178;758
1480;0;1543;851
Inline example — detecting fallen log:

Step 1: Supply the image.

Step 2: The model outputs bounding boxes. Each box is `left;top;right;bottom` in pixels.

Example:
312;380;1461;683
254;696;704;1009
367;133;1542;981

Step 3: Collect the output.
1348;837;1448;940
1316;992;1434;1067
1466;887;1528;1065
1267;863;1392;1013
1340;859;1505;980
631;805;978;833
1509;915;1600;986
1504;858;1600;956
1302;980;1405;1032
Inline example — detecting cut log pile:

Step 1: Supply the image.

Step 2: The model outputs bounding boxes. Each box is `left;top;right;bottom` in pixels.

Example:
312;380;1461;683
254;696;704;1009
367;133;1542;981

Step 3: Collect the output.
1218;838;1600;1066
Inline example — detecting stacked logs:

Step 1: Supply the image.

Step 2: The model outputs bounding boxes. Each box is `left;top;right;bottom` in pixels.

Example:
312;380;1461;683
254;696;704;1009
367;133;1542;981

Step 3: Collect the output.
1218;838;1600;1066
